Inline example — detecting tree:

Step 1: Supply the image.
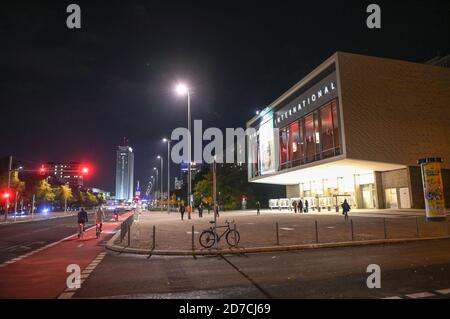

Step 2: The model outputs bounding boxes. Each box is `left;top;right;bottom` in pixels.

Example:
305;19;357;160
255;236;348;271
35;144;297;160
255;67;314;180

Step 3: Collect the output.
57;184;73;211
35;179;56;203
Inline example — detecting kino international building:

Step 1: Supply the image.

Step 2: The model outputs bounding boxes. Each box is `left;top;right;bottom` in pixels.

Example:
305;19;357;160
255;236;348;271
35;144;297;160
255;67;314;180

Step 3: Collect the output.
247;52;450;210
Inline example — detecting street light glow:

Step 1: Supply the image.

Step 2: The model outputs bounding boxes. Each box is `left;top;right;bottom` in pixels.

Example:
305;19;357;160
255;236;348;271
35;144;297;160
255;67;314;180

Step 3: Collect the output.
175;83;188;95
157;155;161;159
162;138;167;142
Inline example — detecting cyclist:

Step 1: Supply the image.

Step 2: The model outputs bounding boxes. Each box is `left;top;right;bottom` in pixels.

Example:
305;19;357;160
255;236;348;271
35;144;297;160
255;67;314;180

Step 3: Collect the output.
77;207;88;238
95;206;106;232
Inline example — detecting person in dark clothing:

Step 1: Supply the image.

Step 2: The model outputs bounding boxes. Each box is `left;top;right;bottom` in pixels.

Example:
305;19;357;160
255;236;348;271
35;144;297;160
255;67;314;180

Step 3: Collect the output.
180;204;186;221
298;200;304;214
198;203;203;218
292;200;298;213
77;208;88;238
215;204;220;217
342;199;351;220
256;201;261;215
304;199;309;213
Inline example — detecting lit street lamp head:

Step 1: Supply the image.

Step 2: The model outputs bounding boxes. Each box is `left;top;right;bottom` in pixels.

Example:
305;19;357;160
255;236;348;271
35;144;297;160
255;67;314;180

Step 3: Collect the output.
157;155;161;159
175;83;188;95
162;138;167;142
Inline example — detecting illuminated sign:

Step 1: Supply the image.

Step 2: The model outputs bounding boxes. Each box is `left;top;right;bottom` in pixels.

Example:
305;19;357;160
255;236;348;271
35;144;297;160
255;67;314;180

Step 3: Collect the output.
275;71;338;128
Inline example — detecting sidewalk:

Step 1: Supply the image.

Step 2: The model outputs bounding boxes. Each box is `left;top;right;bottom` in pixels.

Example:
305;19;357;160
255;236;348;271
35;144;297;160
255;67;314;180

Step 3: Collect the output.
110;209;450;254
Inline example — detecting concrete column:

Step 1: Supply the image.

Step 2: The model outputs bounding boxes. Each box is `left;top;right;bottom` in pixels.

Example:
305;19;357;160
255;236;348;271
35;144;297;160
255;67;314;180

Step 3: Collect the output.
374;171;384;209
353;174;363;208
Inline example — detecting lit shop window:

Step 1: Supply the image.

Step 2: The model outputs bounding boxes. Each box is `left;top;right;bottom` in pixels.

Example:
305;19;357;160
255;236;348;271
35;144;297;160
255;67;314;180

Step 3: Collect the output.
277;99;341;171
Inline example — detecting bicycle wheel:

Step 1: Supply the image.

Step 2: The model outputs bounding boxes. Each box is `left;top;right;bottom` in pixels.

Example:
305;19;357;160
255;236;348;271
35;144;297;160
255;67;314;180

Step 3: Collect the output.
226;229;240;247
199;230;216;248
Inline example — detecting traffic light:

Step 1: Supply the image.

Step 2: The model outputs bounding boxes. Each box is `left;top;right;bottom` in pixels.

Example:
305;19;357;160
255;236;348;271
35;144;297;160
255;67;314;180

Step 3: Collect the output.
2;192;10;200
81;167;89;175
39;166;46;175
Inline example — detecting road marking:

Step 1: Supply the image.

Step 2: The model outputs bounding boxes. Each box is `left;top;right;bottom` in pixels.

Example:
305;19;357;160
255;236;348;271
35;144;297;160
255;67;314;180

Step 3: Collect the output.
435;288;450;295
57;251;107;299
280;227;295;231
382;296;402;299
405;292;435;299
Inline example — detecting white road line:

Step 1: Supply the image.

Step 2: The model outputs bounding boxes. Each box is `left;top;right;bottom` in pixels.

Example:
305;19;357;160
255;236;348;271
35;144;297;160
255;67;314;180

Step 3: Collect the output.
405;292;435;299
435;288;450;295
382;296;402;299
57;251;107;299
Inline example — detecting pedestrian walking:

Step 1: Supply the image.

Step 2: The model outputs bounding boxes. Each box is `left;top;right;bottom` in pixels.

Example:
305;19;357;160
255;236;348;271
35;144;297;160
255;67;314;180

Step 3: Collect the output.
292;200;298;213
256;201;261;215
342;199;351;220
215;204;220;217
304;199;309;213
198;202;203;218
298;199;304;214
180;203;186;221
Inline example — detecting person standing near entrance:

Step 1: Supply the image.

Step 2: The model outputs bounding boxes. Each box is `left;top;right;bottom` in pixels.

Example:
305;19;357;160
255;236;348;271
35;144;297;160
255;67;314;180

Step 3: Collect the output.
342;199;351;220
292;200;298;213
256;201;261;215
304;199;309;213
298;199;304;214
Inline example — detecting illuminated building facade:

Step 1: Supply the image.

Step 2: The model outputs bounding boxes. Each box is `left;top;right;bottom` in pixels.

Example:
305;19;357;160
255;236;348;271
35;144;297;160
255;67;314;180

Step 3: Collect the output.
247;52;450;209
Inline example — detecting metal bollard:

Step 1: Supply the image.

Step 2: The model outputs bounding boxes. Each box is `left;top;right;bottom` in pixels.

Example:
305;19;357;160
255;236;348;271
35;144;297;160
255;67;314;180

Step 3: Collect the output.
192;225;195;251
350;219;354;241
152;225;156;250
383;218;387;239
276;222;279;245
416;217;420;237
127;224;131;246
234;223;237;247
315;220;319;243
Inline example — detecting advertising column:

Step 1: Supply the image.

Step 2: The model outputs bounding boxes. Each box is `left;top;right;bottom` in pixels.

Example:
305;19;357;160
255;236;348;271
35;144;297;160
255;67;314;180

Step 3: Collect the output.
418;158;446;221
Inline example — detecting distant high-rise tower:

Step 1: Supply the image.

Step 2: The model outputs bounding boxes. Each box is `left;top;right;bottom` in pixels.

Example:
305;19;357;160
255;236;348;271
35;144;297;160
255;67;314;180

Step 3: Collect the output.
115;140;134;200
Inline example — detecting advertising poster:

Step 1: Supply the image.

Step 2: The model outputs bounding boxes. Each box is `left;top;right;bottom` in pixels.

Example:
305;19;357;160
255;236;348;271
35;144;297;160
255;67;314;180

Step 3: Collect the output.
258;120;275;175
420;161;446;220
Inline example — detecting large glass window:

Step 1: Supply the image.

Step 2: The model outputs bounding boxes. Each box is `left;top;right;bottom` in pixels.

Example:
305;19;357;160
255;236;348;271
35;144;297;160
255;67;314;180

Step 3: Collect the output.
290;121;300;163
304;114;315;163
279;127;289;166
276;98;340;171
332;101;340;153
320;103;334;158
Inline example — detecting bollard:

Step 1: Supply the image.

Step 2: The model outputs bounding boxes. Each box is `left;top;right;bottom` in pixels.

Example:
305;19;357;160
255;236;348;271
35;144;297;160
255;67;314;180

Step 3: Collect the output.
350;219;354;241
276;222;279;245
315;220;319;243
152;225;156;250
234;223;237;247
127;224;131;246
416;217;420;237
192;225;195;251
383;218;387;239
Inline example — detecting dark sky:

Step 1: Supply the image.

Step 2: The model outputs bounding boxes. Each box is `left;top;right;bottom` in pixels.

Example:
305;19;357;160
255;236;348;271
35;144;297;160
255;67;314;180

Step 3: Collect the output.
1;0;449;192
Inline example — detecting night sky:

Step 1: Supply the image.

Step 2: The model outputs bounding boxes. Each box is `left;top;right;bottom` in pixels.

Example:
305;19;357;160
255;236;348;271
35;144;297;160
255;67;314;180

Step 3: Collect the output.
1;0;449;192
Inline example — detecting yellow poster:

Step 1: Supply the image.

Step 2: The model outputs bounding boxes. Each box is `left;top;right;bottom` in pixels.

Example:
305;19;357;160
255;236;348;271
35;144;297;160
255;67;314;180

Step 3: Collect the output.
421;162;446;219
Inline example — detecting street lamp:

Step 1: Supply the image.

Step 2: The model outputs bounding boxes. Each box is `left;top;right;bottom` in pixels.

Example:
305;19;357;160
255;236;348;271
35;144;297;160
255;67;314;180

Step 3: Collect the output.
157;155;163;212
175;83;192;213
153;167;158;209
163;138;171;214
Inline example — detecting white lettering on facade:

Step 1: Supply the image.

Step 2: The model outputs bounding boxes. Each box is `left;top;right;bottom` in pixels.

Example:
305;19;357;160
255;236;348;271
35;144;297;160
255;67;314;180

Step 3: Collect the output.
275;81;336;124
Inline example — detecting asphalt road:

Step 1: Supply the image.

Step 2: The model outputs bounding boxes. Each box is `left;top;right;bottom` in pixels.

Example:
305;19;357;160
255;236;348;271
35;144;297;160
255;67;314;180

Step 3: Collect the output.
75;238;450;299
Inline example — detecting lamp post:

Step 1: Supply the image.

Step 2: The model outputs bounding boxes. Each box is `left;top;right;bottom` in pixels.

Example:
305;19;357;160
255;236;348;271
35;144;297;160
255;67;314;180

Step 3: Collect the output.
157;156;163;212
4;156;12;221
175;83;192;213
153;167;159;209
163;138;171;214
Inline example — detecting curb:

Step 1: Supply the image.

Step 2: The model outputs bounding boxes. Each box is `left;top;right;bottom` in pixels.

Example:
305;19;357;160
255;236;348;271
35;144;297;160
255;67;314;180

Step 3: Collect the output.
105;231;450;256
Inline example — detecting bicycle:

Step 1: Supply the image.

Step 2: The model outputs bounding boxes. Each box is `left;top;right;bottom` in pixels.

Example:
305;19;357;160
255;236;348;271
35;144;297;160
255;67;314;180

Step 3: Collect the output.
78;223;85;239
199;220;240;248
